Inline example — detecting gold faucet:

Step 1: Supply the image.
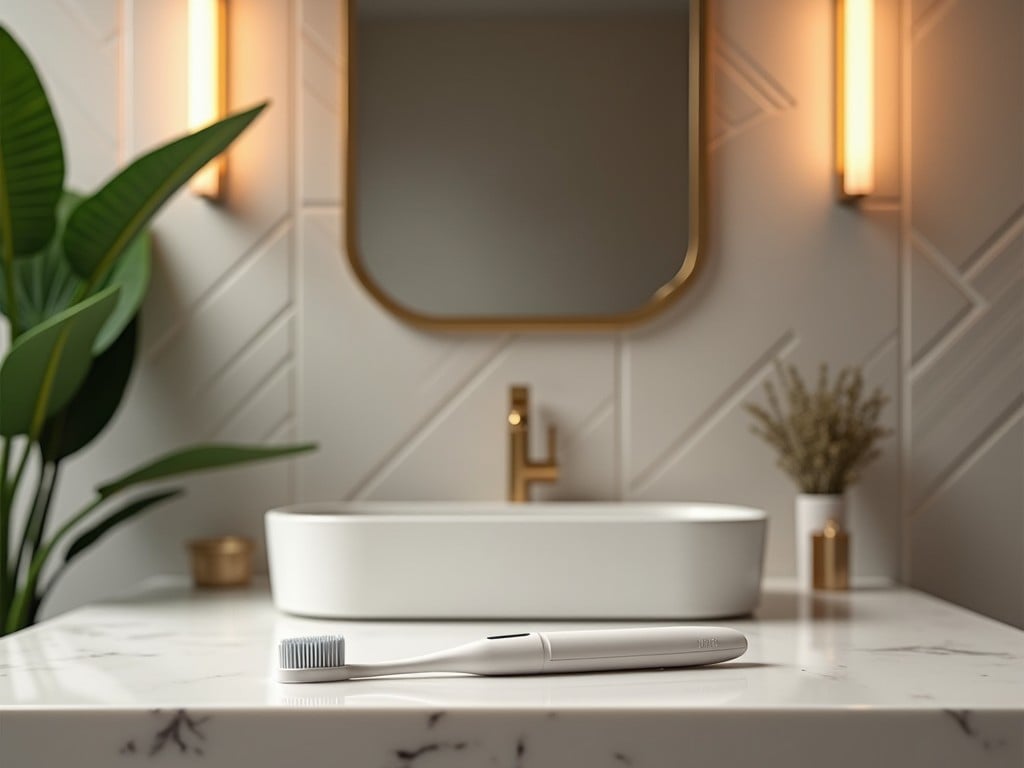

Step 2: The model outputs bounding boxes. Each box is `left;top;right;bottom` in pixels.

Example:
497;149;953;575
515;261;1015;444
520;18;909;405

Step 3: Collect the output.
508;385;559;502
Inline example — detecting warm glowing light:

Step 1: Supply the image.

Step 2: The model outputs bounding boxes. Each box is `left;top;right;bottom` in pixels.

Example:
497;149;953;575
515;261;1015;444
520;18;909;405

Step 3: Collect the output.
838;0;874;198
188;0;225;199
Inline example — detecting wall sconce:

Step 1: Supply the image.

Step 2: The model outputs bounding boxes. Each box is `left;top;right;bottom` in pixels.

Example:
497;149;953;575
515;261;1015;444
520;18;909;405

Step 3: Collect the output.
836;0;874;200
188;0;226;199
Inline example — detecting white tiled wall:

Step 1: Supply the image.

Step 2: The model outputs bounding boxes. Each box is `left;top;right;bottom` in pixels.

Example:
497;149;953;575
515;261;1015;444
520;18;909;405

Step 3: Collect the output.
0;0;1018;628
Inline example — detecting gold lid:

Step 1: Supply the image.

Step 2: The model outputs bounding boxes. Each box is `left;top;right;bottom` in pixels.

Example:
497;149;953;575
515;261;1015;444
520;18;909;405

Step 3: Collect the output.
187;536;254;555
187;536;254;588
813;519;849;590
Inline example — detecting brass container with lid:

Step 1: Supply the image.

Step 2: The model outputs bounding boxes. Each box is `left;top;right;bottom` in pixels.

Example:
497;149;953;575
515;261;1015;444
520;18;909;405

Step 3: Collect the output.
188;536;254;588
813;519;849;590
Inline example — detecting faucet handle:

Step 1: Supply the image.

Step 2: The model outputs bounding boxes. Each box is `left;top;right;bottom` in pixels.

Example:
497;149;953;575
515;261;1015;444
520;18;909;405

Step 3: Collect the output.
509;385;529;427
510;385;529;405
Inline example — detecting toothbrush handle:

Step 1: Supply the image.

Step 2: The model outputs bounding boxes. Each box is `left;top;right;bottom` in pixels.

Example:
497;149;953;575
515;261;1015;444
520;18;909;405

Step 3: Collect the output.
457;626;747;676
378;626;746;677
278;626;748;682
536;626;747;673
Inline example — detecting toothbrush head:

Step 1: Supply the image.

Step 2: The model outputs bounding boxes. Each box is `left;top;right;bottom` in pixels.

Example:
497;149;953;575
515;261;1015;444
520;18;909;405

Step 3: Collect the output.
277;635;351;683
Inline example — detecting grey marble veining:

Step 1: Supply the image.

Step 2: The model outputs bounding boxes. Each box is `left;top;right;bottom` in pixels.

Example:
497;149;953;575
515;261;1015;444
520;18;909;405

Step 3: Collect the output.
1;578;1022;767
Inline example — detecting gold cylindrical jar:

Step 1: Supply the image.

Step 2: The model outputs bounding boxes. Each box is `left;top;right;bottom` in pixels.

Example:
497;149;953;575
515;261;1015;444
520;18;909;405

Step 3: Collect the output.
813;519;849;590
188;536;254;588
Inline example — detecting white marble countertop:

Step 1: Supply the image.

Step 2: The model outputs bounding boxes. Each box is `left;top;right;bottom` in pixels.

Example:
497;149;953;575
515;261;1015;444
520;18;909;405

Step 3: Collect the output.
1;579;1022;767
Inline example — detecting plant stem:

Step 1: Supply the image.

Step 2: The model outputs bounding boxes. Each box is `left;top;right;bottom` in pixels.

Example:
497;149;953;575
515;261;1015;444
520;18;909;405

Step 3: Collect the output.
0;440;34;631
0;437;10;626
7;439;32;512
12;459;54;599
6;495;104;633
29;461;59;564
1;192;21;337
20;464;59;629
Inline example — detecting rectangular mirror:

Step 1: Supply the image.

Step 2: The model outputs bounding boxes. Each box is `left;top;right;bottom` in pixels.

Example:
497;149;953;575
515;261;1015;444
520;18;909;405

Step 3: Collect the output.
347;0;704;330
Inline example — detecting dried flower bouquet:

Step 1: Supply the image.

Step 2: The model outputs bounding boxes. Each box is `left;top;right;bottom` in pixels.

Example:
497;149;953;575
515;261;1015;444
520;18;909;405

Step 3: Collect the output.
745;362;891;494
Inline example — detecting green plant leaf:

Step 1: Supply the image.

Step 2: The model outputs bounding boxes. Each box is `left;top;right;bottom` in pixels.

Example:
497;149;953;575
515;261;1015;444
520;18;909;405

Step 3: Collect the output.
63;103;267;289
63;488;183;566
97;442;317;499
93;230;149;353
0;286;119;437
0;191;82;327
0;191;150;353
0;26;64;256
40;319;138;462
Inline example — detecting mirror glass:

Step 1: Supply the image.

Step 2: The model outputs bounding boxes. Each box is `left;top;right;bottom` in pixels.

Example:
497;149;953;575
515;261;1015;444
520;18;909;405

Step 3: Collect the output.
348;0;702;328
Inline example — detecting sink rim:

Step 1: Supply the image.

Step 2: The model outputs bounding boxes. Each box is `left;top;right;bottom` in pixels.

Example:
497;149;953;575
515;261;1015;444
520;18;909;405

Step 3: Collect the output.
266;501;768;619
267;500;767;524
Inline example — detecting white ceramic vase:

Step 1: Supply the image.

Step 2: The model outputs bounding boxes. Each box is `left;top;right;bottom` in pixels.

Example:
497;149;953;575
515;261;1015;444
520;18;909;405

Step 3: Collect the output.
795;493;846;590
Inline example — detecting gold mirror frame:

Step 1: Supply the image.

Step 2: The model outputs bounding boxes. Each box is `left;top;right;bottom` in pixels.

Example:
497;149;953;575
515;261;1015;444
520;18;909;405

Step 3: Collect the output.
343;0;706;332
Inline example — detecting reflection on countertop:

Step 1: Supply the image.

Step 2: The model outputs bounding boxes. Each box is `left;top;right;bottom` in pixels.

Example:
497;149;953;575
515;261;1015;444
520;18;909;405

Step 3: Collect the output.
1;577;1021;711
754;585;856;620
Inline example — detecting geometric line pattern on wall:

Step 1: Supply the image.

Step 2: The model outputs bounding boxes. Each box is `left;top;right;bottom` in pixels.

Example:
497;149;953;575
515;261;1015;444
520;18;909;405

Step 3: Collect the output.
909;229;987;378
206;336;294;440
863;331;901;371
909;283;1023;509
572;394;616;444
629;330;799;494
138;220;293;446
56;79;118;143
6;0;120;190
298;0;343;206
347;335;514;500
300;26;339;113
61;0;119;42
538;391;617;500
36;0;120;148
299;1;339;65
265;415;296;445
708;32;796;151
193;305;294;406
142;214;293;362
211;360;294;441
962;204;1024;283
971;234;1024;308
912;284;1021;428
911;397;1024;519
912;0;957;42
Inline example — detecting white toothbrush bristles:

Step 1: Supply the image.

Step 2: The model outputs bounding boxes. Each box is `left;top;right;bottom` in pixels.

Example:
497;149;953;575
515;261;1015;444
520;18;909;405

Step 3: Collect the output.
278;635;346;670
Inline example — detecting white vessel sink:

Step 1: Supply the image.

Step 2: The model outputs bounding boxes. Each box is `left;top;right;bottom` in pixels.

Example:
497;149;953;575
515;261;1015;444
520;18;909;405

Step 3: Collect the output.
266;502;767;620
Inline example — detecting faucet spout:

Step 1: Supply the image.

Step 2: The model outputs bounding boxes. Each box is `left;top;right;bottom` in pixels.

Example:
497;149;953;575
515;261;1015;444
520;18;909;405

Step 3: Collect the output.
508;385;559;502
